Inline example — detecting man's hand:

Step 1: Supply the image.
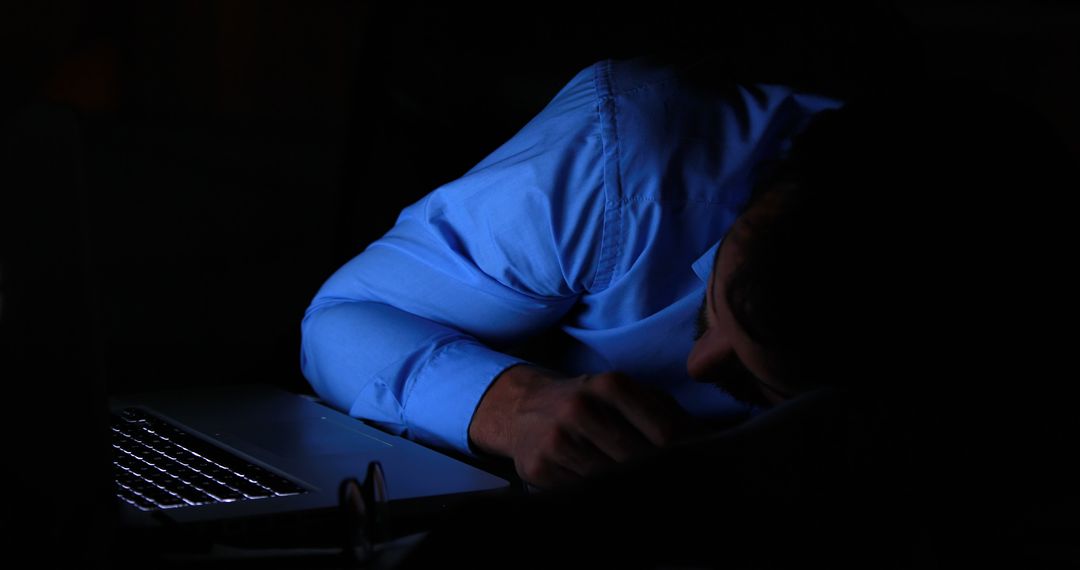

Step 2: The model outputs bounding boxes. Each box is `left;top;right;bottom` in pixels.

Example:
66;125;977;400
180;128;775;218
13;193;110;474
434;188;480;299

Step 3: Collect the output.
468;364;701;488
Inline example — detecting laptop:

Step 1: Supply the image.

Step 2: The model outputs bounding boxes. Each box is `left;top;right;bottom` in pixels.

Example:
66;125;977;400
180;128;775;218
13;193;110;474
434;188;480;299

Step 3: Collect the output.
110;383;512;546
0;103;509;561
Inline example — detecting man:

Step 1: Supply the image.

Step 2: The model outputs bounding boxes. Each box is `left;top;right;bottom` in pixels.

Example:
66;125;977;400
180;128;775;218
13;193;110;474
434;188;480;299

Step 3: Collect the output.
301;56;843;487
301;55;1071;493
389;77;1075;570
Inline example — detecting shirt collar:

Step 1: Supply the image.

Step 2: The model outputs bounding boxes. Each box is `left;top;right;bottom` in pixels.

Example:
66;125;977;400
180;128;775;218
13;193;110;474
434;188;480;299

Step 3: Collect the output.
691;239;722;284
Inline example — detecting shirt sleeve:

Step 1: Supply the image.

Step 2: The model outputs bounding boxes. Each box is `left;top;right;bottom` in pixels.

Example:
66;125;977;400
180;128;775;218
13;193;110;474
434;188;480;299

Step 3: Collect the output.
300;63;608;455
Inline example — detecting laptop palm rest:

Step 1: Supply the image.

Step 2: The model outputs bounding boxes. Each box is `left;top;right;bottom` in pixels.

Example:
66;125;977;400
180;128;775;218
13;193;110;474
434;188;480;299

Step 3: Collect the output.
111;383;511;516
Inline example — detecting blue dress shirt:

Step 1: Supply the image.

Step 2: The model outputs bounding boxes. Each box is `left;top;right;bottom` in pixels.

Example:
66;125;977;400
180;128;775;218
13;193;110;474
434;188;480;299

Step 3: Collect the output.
301;57;842;455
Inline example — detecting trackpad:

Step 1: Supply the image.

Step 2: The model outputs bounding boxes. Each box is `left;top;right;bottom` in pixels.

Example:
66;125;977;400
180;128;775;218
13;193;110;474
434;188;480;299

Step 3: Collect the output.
231;418;392;457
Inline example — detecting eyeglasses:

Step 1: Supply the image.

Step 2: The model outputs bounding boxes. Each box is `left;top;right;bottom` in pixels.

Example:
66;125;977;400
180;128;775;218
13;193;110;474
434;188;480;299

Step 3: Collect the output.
338;460;388;566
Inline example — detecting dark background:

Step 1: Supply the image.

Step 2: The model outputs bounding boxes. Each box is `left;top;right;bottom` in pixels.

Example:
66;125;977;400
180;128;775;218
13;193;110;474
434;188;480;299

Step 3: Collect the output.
0;0;1077;564
2;1;1077;399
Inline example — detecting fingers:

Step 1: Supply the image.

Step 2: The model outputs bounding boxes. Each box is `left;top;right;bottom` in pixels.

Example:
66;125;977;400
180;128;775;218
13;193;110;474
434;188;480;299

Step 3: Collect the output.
518;428;614;488
585;372;693;447
567;392;656;462
518;458;580;490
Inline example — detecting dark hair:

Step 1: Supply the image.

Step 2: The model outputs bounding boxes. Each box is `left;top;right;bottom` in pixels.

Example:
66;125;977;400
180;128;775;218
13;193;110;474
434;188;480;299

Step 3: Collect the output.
726;82;1073;396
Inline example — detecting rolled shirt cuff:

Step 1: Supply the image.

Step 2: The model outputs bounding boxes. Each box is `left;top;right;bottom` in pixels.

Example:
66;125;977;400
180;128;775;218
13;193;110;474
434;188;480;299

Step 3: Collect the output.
400;340;525;456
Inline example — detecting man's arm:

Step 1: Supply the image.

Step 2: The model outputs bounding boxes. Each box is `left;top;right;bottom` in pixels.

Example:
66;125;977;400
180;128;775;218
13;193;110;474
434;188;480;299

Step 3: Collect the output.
301;299;535;454
303;279;698;489
301;62;606;456
301;61;701;484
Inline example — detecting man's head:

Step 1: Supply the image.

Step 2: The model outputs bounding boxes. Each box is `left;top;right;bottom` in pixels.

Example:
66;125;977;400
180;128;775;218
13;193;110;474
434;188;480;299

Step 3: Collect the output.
688;191;795;408
688;83;1072;407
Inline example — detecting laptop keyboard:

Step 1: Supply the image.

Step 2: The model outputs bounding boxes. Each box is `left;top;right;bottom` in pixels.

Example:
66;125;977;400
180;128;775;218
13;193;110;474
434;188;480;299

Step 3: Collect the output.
112;407;306;511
